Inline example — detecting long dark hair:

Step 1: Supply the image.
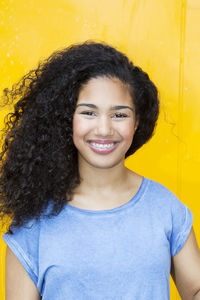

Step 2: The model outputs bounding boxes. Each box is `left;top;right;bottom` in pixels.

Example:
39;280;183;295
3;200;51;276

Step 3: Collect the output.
0;40;159;233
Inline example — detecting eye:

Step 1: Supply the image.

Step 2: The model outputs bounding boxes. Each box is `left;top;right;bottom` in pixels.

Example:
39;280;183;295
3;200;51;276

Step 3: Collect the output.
112;113;128;118
80;111;96;116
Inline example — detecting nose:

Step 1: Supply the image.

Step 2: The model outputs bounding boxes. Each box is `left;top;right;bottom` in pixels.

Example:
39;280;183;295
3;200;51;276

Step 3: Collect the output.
94;116;114;137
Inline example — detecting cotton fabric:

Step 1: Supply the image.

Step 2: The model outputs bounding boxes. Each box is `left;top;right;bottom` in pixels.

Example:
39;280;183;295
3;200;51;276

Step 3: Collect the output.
3;177;193;299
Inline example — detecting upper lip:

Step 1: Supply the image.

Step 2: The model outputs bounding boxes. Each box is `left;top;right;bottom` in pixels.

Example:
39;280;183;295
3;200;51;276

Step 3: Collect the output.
88;140;118;144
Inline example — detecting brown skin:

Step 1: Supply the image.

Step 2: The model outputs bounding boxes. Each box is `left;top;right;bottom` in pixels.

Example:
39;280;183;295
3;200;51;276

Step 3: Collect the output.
70;168;143;210
171;227;200;299
5;77;200;299
71;76;140;209
71;76;200;299
5;246;41;299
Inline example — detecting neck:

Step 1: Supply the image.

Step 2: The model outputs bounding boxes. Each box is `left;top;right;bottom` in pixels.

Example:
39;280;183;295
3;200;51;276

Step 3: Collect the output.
75;155;130;194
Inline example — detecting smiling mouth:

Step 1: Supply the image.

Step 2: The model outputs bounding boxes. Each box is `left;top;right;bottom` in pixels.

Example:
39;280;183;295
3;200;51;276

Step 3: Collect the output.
88;141;117;149
87;141;119;154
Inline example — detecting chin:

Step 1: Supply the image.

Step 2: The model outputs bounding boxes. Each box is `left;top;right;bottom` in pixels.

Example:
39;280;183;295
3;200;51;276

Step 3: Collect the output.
92;164;117;169
87;157;124;169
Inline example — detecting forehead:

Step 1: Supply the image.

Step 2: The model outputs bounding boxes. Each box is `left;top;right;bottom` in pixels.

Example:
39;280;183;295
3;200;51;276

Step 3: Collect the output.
77;76;134;107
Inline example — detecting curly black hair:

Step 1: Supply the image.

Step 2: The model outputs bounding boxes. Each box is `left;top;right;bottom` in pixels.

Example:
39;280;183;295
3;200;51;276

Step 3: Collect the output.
0;40;159;233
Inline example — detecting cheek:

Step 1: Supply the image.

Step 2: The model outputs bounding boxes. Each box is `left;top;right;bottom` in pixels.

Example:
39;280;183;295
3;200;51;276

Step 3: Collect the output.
72;116;90;144
119;121;135;142
72;118;80;144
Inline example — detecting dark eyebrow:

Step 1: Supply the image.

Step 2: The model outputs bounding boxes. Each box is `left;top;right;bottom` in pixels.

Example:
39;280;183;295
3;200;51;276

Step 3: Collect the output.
76;103;134;112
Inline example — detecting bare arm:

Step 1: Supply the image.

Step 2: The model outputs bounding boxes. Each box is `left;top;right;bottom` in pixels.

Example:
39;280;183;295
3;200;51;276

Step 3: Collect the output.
171;227;200;300
5;246;41;300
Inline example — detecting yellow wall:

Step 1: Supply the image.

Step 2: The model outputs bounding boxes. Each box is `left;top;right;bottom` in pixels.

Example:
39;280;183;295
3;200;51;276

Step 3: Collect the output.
0;0;200;299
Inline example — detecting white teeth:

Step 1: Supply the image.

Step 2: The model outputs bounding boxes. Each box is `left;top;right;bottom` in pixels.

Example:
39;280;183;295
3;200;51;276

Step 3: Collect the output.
89;142;115;149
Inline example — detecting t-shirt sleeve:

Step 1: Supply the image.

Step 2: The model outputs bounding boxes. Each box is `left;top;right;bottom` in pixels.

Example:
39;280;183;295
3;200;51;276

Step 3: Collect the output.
170;196;193;257
2;218;40;287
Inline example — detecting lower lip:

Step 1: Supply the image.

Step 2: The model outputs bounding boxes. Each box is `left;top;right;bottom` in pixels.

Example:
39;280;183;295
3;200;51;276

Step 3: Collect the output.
87;142;119;154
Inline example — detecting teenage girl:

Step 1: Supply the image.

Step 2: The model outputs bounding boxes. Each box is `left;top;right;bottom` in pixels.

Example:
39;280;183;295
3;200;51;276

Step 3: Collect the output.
1;41;200;299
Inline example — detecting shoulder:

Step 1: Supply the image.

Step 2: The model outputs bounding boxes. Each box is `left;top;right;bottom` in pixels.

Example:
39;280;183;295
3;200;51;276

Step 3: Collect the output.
142;177;193;255
145;177;175;195
129;171;176;199
142;177;191;215
2;199;55;246
2;217;41;289
143;176;193;223
2;217;41;259
143;177;177;201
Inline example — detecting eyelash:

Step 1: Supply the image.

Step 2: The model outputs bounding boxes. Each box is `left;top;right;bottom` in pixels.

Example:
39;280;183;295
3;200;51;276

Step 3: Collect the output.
80;111;128;118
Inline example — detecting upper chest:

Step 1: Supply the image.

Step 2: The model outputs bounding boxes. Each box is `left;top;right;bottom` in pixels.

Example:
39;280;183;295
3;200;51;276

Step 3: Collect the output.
40;207;172;277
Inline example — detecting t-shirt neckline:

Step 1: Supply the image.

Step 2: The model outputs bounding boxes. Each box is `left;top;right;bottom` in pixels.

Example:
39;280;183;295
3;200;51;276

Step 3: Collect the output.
65;176;148;215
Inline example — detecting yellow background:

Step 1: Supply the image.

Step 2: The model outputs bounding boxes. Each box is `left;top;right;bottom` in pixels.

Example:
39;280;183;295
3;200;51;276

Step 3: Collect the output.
0;0;200;298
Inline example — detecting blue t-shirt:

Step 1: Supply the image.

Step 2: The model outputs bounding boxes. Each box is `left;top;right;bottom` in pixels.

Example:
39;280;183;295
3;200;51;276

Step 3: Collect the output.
2;177;193;299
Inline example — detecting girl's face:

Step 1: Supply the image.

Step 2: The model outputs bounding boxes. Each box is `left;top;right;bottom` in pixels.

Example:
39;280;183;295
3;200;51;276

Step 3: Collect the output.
73;76;138;169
